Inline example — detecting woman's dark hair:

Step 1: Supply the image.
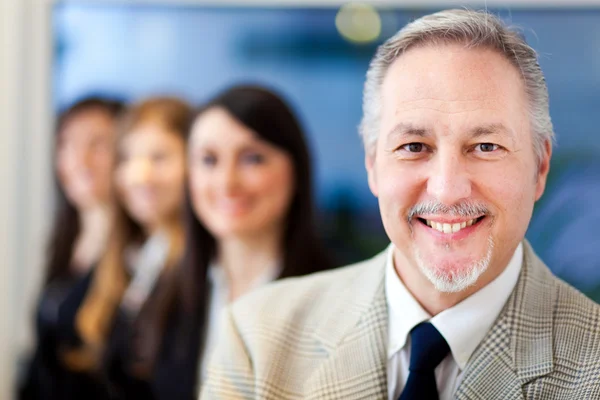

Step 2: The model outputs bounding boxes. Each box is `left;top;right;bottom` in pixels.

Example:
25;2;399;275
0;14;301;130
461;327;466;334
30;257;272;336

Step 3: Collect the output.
45;96;124;285
175;85;334;362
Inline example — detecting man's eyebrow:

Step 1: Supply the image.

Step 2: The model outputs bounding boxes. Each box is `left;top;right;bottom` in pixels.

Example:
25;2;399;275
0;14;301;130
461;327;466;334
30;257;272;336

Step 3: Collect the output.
470;123;514;139
387;123;429;139
385;122;516;143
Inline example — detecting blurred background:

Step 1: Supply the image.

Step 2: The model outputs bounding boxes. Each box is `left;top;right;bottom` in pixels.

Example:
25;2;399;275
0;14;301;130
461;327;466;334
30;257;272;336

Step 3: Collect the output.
2;0;600;398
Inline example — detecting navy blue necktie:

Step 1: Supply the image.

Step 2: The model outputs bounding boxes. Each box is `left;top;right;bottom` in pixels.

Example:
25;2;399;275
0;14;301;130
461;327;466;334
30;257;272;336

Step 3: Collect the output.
398;322;450;400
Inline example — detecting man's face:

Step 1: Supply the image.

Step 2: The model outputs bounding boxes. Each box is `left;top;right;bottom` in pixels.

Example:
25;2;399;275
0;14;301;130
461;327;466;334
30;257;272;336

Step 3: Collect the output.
366;43;551;293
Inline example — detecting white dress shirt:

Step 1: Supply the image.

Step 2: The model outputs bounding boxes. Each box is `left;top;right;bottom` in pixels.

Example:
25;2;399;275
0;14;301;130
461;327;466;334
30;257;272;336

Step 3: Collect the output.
386;243;523;400
198;261;281;384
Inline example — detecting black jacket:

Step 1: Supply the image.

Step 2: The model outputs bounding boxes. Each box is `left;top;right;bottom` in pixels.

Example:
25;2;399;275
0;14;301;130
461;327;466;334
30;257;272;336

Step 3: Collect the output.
19;271;109;400
57;270;204;400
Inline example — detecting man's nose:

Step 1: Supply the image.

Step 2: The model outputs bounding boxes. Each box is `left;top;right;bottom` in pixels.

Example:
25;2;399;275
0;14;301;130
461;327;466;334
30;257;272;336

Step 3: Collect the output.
426;152;472;206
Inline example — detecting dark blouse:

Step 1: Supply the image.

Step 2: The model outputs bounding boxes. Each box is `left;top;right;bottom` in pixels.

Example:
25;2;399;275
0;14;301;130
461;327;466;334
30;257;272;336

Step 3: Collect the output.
52;270;204;400
18;272;108;400
103;303;203;400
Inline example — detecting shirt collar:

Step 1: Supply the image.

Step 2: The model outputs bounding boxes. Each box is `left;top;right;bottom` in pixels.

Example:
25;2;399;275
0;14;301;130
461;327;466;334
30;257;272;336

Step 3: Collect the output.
386;242;523;370
385;245;430;358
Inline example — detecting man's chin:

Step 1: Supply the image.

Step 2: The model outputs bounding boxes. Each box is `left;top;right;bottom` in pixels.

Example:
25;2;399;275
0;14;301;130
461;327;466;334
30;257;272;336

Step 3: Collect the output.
419;262;486;293
414;241;494;293
426;257;481;275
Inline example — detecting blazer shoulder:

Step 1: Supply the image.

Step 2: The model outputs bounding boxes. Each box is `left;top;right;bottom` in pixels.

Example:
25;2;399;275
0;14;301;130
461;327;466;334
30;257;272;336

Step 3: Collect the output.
525;241;600;342
551;277;600;370
553;277;600;335
229;251;387;334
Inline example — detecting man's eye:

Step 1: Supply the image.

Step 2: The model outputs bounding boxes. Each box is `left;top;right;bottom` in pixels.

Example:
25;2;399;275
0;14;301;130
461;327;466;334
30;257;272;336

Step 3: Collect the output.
477;143;499;152
402;143;424;153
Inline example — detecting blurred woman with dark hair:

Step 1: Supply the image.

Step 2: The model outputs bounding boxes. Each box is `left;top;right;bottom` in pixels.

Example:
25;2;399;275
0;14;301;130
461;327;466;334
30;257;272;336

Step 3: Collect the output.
56;97;192;399
161;85;334;398
19;96;124;400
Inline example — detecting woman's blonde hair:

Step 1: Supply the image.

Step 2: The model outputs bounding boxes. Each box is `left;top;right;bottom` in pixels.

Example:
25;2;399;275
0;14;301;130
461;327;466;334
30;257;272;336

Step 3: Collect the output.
63;97;192;374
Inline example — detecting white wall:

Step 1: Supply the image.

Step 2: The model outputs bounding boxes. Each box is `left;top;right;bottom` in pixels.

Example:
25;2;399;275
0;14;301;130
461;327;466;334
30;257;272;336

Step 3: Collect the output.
0;0;53;398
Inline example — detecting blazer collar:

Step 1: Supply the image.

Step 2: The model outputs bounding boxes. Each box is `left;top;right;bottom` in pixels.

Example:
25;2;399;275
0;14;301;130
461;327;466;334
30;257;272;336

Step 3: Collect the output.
510;240;556;383
313;250;389;350
456;240;555;399
307;250;389;399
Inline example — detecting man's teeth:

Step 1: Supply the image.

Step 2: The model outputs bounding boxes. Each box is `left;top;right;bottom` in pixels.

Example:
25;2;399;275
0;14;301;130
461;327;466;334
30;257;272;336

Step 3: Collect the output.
425;219;478;233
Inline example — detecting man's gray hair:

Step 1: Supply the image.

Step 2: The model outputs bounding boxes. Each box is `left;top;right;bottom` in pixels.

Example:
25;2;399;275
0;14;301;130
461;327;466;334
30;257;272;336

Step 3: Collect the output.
359;9;554;164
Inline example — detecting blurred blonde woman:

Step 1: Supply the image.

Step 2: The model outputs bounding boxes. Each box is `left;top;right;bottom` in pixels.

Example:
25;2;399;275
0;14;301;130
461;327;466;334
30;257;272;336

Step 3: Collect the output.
19;97;123;400
57;97;192;400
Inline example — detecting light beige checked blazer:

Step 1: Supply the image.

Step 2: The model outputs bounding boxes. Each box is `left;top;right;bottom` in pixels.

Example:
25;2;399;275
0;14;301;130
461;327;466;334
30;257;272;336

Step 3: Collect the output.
201;241;600;399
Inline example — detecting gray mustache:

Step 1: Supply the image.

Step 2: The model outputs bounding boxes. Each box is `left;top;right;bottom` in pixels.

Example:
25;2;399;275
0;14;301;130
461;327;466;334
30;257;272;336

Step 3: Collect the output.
407;201;490;222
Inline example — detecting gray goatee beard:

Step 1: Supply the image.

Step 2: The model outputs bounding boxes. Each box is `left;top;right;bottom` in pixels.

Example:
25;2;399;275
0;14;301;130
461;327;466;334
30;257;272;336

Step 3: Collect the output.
414;236;494;293
407;200;493;293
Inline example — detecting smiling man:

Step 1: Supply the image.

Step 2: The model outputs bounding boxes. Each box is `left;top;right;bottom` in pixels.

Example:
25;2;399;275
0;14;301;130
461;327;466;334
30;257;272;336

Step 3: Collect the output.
201;9;600;400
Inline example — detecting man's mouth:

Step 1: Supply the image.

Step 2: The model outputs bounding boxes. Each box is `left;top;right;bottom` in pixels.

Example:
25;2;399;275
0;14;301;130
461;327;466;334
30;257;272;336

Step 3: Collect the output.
417;216;486;234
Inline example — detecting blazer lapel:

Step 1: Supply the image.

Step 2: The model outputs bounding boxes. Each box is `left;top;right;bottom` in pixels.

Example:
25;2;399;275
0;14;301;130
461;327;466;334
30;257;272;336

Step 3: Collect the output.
305;251;389;400
454;309;525;400
456;240;555;400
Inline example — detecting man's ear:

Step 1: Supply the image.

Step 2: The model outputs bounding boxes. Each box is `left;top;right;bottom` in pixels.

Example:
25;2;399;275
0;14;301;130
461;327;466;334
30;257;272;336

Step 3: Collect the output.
535;139;552;201
365;153;379;198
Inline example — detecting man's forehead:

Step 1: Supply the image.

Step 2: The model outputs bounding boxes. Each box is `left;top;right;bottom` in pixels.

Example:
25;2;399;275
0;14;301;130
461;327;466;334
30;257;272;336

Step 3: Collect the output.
378;44;528;140
381;44;525;105
386;97;503;115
